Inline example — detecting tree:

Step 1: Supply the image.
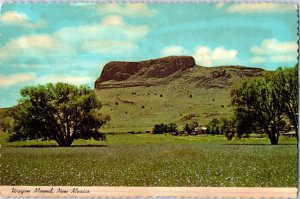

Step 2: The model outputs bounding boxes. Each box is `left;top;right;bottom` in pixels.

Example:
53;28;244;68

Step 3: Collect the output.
219;117;236;140
0;116;13;133
272;65;298;141
183;123;192;134
152;123;178;134
231;78;285;144
152;123;167;134
166;123;178;133
234;108;258;138
183;121;199;134
10;83;110;146
207;118;221;134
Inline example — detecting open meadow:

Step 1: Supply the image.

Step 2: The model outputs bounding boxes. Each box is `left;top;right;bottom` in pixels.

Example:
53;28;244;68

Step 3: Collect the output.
1;132;297;187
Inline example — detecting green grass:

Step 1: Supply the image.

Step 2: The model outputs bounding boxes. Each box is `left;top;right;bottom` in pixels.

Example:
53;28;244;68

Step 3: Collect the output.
98;86;232;133
1;133;297;187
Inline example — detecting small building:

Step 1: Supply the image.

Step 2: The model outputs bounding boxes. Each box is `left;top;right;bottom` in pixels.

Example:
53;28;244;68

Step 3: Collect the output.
282;131;297;138
193;126;208;135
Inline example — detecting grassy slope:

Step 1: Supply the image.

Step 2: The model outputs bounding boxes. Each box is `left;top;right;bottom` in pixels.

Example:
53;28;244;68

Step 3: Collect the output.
96;66;260;133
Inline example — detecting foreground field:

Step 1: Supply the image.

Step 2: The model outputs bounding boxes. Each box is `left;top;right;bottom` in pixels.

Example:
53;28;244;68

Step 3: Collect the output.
1;134;297;187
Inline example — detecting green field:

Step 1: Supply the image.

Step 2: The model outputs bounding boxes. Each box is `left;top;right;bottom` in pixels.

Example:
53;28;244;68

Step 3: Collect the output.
1;132;297;187
97;85;233;133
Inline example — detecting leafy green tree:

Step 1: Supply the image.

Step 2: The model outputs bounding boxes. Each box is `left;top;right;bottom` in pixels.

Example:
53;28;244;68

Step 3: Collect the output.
190;121;199;130
152;123;178;134
152;123;167;134
10;83;110;146
207;118;221;134
272;65;298;140
0;116;13;133
231;78;285;144
166;123;178;133
235;111;257;138
183;123;192;134
183;121;199;134
220;117;236;140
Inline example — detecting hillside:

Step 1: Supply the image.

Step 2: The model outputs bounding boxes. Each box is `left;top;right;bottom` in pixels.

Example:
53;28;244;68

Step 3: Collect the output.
95;56;266;133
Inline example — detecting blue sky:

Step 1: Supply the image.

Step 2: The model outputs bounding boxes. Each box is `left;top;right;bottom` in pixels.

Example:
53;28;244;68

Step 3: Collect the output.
0;2;298;107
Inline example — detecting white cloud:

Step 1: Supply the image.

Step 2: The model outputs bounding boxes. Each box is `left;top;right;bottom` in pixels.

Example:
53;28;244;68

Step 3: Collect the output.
250;39;298;64
0;73;36;88
95;3;156;17
1;15;148;65
161;45;188;57
0;11;45;28
101;15;125;26
250;39;297;55
37;75;92;85
215;2;225;9
0;11;29;24
82;40;137;54
193;46;238;66
0;34;75;61
227;3;296;13
54;15;148;53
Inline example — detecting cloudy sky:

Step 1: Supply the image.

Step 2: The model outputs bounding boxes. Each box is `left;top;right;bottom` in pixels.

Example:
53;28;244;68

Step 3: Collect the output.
0;2;298;107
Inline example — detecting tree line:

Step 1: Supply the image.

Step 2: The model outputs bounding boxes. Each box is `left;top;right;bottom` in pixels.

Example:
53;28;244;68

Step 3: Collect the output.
0;65;297;146
151;65;298;145
207;65;298;144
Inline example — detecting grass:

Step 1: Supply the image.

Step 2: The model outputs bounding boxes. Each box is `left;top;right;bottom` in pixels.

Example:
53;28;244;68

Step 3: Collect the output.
1;132;297;187
98;86;232;133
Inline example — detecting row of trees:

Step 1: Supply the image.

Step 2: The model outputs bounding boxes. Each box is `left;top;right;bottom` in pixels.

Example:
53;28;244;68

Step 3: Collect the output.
2;66;297;146
223;65;297;144
152;123;178;134
152;121;199;135
207;117;253;140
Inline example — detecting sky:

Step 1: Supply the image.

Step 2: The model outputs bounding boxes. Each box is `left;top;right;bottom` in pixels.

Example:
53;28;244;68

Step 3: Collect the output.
0;2;298;107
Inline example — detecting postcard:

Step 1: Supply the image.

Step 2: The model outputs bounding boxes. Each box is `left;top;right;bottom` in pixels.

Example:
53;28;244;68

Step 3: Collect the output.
0;1;298;198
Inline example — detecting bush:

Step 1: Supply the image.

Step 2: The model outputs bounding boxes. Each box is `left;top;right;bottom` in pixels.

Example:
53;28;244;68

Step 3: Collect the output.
183;121;199;134
0;116;14;133
152;123;167;134
207;118;221;134
152;123;178;134
166;123;178;133
220;117;236;140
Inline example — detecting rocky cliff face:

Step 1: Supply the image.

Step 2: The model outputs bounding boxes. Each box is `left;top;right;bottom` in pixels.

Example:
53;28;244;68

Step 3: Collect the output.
94;56;195;89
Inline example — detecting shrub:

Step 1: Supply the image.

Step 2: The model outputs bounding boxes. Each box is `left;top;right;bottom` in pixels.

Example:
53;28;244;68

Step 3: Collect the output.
152;123;167;134
220;117;236;140
207;118;221;134
152;123;178;134
183;121;199;134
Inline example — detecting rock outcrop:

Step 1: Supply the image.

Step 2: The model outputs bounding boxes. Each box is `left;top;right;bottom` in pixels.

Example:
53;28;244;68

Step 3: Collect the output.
95;56;195;89
210;68;231;79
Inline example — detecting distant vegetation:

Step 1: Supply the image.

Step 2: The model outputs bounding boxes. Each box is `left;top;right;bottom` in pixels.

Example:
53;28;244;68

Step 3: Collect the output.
230;65;298;144
152;123;178;134
0;66;297;146
183;121;199;134
7;83;109;147
147;65;298;145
